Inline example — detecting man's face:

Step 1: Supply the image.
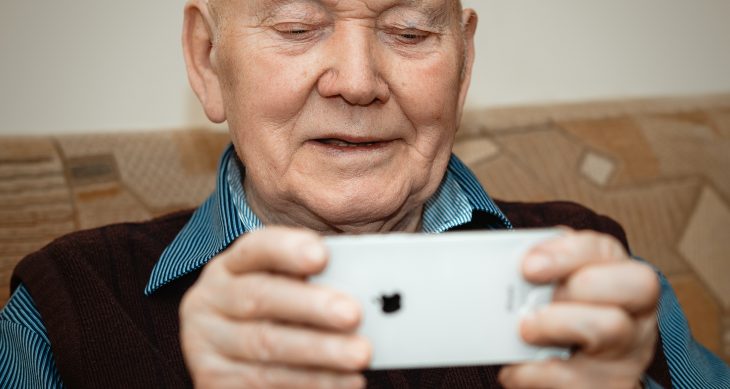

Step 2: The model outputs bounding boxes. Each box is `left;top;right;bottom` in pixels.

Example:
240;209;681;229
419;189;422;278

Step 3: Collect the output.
187;0;476;232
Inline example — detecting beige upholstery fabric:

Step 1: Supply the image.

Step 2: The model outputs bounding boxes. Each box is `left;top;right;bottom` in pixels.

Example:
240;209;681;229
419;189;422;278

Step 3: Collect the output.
1;95;729;363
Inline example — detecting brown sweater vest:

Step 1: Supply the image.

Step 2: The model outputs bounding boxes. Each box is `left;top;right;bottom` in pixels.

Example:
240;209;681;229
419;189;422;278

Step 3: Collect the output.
11;201;672;388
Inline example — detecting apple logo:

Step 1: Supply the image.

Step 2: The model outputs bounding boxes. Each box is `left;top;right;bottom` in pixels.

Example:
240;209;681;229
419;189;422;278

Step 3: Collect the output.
377;293;402;314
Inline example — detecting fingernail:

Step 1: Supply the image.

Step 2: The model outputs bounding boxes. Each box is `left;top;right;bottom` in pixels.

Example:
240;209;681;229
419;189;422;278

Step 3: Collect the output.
498;367;513;384
343;374;366;388
520;309;543;343
346;339;371;368
303;241;326;264
526;253;553;275
521;311;537;325
332;299;357;324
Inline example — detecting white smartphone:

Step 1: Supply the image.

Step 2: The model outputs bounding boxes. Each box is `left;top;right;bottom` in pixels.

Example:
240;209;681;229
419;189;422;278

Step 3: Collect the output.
310;229;570;370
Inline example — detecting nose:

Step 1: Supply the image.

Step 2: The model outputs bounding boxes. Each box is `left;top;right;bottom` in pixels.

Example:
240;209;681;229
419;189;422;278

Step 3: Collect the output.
317;25;390;106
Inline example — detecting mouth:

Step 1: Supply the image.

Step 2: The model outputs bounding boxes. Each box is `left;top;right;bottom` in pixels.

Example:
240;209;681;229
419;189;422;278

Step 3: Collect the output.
316;138;381;147
312;137;393;150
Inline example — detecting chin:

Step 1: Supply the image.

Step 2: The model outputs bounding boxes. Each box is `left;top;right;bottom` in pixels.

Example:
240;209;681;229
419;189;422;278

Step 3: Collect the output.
304;187;414;231
281;160;437;231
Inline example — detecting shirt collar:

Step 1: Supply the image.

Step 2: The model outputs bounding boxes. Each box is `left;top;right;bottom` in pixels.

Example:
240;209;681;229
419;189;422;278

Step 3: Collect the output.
145;145;511;295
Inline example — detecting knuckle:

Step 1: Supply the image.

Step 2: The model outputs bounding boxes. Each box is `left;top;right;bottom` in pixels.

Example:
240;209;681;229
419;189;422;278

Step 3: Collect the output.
608;377;641;389
198;260;230;295
296;371;326;389
252;366;277;389
324;293;361;329
545;360;577;387
250;322;279;362
237;275;268;318
192;360;231;389
573;229;622;259
267;226;317;245
230;232;267;259
179;289;195;317
571;267;600;292
350;339;373;370
234;230;260;248
180;285;205;318
240;297;261;319
184;277;233;318
635;319;658;364
574;230;599;246
599;308;633;347
574;229;594;239
344;375;367;389
638;341;656;367
194;370;221;387
497;366;515;387
201;253;230;281
635;264;661;303
597;233;625;260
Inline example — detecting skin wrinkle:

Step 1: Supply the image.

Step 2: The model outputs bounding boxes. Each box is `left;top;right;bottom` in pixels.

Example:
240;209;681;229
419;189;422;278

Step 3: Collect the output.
243;141;425;234
256;4;325;25
209;0;460;29
192;0;473;234
209;0;467;74
384;2;452;30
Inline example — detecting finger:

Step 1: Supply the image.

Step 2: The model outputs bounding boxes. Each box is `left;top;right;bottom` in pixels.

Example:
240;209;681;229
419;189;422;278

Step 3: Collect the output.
499;355;645;389
193;356;366;389
522;230;628;284
632;312;659;365
206;320;372;371
214;273;361;331
244;364;366;389
499;359;577;389
221;227;328;276
521;302;637;356
552;261;660;315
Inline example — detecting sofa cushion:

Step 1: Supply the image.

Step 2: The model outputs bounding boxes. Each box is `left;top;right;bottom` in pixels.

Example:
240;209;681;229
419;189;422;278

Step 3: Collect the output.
2;95;729;363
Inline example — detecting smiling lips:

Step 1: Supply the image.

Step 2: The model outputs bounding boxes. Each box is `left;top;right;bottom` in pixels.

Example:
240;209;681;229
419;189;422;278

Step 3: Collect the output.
313;136;394;150
317;138;380;147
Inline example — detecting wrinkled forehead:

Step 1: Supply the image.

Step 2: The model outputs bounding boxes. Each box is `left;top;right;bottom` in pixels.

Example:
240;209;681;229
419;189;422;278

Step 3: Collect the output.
209;0;462;23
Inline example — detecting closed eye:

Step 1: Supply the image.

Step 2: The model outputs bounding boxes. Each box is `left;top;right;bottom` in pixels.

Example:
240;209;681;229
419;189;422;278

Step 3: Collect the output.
391;29;431;45
273;23;318;41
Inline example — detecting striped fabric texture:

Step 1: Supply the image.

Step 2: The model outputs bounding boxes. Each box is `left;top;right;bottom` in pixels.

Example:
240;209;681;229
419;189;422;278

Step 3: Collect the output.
655;274;730;387
0;286;63;388
1;146;728;388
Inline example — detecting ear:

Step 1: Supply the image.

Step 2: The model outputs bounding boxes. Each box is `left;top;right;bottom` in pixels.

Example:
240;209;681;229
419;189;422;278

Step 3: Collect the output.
455;9;478;127
183;0;226;123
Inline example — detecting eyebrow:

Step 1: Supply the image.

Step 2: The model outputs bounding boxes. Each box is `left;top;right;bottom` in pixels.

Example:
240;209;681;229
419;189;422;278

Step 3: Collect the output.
400;0;454;28
249;0;455;27
249;0;318;23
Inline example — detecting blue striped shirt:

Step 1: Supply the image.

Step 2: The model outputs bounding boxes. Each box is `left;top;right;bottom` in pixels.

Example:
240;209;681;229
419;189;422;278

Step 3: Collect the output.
1;146;728;388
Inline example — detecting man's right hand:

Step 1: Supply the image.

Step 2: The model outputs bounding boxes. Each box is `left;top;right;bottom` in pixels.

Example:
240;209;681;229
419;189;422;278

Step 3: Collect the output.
179;227;371;389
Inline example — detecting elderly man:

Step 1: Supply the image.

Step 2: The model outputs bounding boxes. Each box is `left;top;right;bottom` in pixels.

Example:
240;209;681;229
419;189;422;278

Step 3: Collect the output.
1;0;728;388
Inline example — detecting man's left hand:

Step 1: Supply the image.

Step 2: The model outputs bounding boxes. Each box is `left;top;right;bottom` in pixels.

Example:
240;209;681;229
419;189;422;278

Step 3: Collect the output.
499;230;660;389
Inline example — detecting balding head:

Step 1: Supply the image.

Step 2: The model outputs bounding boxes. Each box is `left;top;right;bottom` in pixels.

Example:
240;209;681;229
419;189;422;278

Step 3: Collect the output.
203;0;465;33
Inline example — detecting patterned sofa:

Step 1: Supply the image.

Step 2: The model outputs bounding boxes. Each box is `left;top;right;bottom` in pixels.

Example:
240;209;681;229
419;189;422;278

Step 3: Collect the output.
1;94;728;363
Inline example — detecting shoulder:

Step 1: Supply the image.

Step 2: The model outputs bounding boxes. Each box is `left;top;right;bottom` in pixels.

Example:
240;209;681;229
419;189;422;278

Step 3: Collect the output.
41;209;194;252
7;211;198;387
10;210;195;292
28;209;192;254
494;200;629;251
